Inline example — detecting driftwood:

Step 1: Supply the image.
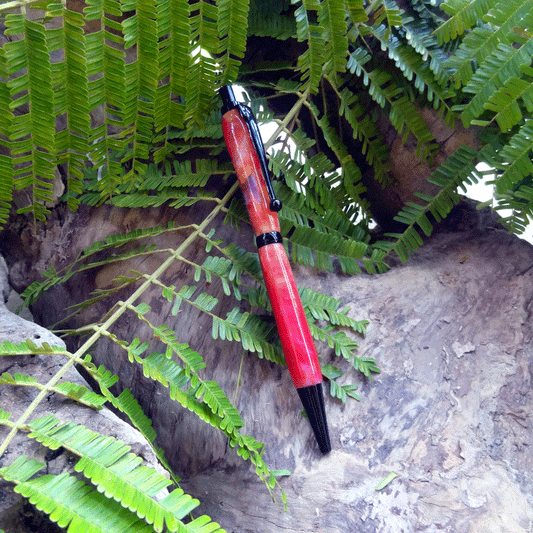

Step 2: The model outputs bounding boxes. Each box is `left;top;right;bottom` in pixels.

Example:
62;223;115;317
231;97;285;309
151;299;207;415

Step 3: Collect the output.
2;200;533;532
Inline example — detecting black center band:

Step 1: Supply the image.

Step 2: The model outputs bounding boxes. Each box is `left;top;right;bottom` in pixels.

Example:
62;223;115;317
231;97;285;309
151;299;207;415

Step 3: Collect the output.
256;231;283;249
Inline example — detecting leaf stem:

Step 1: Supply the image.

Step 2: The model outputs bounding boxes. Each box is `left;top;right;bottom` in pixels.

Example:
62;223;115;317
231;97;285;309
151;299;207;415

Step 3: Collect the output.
0;182;239;458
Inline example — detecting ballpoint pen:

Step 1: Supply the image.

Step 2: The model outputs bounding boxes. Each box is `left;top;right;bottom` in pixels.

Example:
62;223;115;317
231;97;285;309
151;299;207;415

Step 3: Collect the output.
220;85;331;454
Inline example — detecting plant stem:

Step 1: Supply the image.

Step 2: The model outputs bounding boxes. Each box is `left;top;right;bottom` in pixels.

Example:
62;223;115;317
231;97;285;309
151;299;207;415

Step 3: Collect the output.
0;88;310;458
0;182;239;458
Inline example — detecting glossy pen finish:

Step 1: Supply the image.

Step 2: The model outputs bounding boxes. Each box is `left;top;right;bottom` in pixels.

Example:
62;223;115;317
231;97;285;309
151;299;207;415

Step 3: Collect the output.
220;86;331;453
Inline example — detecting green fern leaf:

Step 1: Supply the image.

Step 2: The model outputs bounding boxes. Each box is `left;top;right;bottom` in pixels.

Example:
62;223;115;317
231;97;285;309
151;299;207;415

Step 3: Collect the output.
218;0;250;83
383;145;480;262
126;305;249;432
337;87;391;184
184;1;219;133
346;0;368;23
493;189;533;235
347;57;437;158
293;0;325;92
371;25;456;124
1;463;156;532
445;0;533;87
0;408;12;424
58;8;95;211
248;0;296;39
457;39;533;127
484;66;533;132
4;15;56;224
299;287;368;334
0;372;107;409
284;223;368;273
435;0;499;43
494;120;533;194
169;0;191;103
0;340;70;356
0;154;14;229
319;0;348;76
27;416;221;532
19;222;178;306
321;364;361;402
374;0;404;38
306;101;370;206
0;455;45;483
275;182;369;242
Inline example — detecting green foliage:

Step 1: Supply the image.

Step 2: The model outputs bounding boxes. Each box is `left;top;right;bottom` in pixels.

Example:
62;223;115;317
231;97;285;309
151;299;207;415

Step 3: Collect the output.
0;190;373;529
1;0;533;527
0;448;223;532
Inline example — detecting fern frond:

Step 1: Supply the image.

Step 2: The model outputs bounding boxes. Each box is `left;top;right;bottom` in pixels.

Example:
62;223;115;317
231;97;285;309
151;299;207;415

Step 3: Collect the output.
58;8;94;211
0;455;44;483
373;0;404;38
218;0;250;83
371;25;456;124
222;243;263;283
27;415;219;532
383;145;481;262
493;120;533;194
276;181;369;241
319;0;348;76
457;39;533;127
269;149;338;212
493;187;533;235
484;66;533;133
2;467;155;532
125;301;251;431
435;0;499;43
347;53;437;159
19;222;179;306
299;287;368;333
184;1;219;132
308;322;379;377
346;0;367;24
248;0;296;39
445;0;533;87
1;451;224;533
404;19;451;86
293;0;325;93
99;307;281;498
0;340;70;356
169;0;191;105
305;101;370;207
285;224;368;274
336;86;391;184
0;154;13;229
0;372;106;410
213;308;285;364
321;364;360;402
4;15;57;224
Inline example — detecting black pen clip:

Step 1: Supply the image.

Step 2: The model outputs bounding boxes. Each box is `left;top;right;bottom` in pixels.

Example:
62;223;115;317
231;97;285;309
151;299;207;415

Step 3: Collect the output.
220;85;282;212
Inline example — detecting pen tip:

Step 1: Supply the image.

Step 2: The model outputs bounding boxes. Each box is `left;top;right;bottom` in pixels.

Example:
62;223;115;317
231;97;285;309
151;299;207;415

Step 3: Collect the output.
297;383;331;454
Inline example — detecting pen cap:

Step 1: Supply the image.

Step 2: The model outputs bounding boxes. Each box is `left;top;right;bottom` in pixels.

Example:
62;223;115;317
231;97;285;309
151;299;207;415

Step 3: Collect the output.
220;85;238;114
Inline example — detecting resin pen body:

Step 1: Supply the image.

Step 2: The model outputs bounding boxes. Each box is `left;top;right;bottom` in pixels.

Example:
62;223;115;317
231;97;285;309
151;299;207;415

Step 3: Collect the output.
220;85;331;453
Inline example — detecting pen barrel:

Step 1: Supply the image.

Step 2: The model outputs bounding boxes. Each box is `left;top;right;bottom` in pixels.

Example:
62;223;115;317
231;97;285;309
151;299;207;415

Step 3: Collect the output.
221;109;280;236
259;243;323;388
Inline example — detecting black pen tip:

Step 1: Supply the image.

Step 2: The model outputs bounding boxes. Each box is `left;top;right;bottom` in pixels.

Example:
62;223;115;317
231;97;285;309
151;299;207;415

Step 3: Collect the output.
297;383;331;454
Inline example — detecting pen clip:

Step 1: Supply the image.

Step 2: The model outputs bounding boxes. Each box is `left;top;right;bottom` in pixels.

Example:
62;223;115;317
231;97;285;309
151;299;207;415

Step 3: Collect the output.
220;86;282;213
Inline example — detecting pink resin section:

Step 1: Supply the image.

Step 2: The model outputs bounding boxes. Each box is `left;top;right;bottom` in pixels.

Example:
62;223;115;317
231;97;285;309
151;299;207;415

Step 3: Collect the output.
259;243;322;388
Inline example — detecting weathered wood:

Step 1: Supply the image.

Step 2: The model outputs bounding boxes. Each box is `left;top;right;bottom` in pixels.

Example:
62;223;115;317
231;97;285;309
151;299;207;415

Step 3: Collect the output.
3;201;533;532
0;261;170;533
